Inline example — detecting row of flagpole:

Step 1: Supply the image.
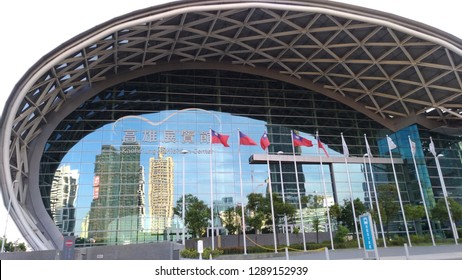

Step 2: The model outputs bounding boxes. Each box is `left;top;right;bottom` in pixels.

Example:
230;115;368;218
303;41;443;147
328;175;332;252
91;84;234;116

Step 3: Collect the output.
205;128;458;253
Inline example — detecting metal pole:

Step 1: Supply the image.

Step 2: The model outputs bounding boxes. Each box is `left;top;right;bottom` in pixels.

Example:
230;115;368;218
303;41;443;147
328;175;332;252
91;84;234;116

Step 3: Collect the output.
290;131;307;251
408;136;435;246
364;134;387;248
387;135;411;247
344;156;361;249
433;147;458;244
265;148;278;253
1;181;16;253
317;131;334;250
237;130;248;255
181;150;188;245
209;128;215;250
277;151;290;247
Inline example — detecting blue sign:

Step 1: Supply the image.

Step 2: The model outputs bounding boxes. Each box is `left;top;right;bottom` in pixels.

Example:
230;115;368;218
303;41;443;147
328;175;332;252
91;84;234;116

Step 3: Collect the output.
359;213;375;251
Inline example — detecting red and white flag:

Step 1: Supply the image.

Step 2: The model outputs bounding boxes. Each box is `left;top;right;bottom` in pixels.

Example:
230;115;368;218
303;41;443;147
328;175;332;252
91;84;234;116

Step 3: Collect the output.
260;132;270;150
211;129;230;147
292;131;313;147
317;135;329;157
239;131;257;146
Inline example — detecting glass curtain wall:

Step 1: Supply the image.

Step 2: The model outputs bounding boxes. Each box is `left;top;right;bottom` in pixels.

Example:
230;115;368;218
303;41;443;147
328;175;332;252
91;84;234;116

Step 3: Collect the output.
38;70;462;246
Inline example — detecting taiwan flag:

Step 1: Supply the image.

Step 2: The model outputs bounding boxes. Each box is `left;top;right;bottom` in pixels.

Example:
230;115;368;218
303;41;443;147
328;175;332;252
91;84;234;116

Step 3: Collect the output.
292;132;313;147
239;131;257;146
211;129;230;147
260;132;270;150
318;137;329;157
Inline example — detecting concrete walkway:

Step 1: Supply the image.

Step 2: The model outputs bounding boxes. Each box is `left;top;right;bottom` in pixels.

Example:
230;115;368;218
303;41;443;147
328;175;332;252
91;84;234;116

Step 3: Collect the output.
217;244;462;260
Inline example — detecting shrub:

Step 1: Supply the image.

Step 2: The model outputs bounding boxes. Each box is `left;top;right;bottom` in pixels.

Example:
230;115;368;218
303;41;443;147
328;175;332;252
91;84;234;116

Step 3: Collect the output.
180;247;223;259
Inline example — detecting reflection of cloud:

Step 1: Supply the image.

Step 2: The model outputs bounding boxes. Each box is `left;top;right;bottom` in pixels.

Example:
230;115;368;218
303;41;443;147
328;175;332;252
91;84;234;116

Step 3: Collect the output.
112;108;223;132
59;110;273;235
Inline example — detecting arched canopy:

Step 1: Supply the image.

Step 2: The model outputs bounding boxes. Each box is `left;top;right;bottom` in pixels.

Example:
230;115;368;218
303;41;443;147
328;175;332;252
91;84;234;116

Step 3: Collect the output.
1;0;462;250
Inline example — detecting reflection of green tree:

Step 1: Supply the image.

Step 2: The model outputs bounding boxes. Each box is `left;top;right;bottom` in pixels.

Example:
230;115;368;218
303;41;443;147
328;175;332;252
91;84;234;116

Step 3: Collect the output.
174;194;210;238
245;192;296;234
246;193;267;234
306;194;324;243
329;199;366;241
404;204;425;234
376;184;400;239
431;198;462;237
221;207;240;234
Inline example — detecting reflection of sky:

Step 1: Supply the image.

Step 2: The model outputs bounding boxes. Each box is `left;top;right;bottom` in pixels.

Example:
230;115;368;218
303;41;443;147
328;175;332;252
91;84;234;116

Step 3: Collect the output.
61;110;270;234
59;109;368;235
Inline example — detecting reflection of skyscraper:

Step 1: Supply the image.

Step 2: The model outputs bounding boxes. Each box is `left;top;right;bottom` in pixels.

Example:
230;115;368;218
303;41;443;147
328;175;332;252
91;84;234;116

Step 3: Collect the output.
50;165;79;236
149;147;174;234
267;126;306;202
87;142;144;244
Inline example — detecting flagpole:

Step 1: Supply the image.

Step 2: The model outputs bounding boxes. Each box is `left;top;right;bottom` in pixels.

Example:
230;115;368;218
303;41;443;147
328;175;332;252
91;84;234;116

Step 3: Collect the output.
209;128;215;250
264;143;278;253
362;153;379;240
387;135;412;247
237;129;248;255
290;130;307;251
341;133;361;249
409;136;435;246
181;149;188;245
277;151;290;247
317;131;334;250
430;137;458;244
364;134;387;248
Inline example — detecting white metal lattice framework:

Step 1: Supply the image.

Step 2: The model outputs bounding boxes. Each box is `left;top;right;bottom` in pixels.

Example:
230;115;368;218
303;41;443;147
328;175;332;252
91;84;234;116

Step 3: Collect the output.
1;0;461;250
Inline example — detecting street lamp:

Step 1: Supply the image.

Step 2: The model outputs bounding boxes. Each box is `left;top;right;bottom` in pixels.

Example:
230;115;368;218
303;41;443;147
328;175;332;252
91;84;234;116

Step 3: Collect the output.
181;149;188;245
277;151;290;247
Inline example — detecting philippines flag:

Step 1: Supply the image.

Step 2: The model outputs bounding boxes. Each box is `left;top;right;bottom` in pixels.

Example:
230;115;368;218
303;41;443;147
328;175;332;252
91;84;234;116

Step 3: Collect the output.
239;131;257;146
292;132;313;147
211;129;230;147
260;132;270;150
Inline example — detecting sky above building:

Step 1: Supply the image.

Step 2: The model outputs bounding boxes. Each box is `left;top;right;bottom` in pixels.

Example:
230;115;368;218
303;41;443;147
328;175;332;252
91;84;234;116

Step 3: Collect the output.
1;0;460;244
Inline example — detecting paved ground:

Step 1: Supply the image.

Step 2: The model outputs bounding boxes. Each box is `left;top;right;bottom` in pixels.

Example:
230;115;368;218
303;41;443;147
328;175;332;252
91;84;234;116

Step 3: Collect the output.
217;244;462;260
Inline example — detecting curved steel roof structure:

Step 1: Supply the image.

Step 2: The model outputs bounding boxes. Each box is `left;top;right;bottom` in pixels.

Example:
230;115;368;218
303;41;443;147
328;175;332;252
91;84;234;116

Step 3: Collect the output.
1;0;462;250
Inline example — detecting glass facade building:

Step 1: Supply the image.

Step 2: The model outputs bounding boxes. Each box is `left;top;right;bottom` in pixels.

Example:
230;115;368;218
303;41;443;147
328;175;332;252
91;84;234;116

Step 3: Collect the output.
2;1;462;251
40;70;462;246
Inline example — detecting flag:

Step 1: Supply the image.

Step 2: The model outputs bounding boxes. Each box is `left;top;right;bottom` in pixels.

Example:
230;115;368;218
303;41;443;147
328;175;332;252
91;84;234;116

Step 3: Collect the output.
318;136;329;157
341;133;349;157
211;129;230;147
292;132;313;147
387;136;397;150
364;134;373;157
260;132;270;150
239;131;257;146
429;137;436;157
409;137;416;156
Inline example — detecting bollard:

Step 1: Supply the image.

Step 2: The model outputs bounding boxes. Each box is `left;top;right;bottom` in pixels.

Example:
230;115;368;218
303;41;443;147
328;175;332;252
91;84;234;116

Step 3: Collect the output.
324;247;330;260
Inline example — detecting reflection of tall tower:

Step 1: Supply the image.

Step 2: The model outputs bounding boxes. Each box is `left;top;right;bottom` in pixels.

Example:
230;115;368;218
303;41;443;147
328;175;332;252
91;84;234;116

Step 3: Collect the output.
149;147;174;234
267;126;306;202
50;165;79;236
87;142;144;244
